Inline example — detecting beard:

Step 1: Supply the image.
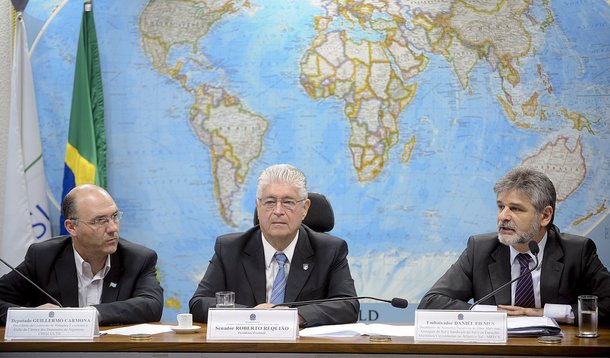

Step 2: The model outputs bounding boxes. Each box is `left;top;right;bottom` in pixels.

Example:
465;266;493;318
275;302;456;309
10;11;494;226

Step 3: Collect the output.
497;217;540;247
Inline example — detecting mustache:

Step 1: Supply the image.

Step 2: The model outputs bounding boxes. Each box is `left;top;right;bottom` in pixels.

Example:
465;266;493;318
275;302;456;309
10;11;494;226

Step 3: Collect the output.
497;221;516;230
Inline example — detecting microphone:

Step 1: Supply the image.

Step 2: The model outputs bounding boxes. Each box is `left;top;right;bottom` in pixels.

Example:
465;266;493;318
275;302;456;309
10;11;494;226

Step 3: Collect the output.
273;296;408;309
470;240;540;310
0;257;63;308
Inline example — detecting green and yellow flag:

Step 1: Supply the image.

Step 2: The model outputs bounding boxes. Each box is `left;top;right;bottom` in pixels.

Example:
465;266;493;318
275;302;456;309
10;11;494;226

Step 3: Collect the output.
60;1;106;234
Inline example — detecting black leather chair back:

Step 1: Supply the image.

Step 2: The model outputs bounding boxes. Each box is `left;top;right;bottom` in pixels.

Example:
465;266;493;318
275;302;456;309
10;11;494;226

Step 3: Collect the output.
253;192;334;232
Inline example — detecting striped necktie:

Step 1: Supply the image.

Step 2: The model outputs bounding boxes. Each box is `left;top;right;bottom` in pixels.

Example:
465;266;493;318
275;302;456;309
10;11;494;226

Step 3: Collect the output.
270;253;288;304
514;253;535;308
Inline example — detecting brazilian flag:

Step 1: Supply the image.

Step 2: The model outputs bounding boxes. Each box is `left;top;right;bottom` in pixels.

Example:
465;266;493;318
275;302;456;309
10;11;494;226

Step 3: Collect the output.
60;1;106;234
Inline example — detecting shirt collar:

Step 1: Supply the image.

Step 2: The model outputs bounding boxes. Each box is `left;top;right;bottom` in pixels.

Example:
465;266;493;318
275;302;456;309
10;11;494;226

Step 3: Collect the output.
262;230;299;268
509;231;548;265
72;243;111;279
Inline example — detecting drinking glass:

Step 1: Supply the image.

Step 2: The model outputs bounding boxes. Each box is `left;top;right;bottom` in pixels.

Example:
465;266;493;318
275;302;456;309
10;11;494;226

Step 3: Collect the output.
215;291;235;308
577;295;599;338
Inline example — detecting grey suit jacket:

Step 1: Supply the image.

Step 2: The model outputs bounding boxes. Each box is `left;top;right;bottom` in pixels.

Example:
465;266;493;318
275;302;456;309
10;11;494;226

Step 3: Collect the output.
189;225;359;327
418;226;610;324
0;236;164;325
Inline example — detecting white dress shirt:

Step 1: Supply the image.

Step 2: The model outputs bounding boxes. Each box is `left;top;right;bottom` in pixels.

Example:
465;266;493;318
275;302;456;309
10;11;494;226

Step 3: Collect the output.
261;232;299;303
508;233;574;323
72;245;111;308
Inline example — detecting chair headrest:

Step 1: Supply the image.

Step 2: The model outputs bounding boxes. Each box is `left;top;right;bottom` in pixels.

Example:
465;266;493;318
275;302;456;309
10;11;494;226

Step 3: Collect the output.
253;192;335;232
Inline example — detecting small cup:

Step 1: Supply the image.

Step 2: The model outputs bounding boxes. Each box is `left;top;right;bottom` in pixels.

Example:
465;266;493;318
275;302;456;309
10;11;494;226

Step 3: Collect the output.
177;313;193;328
577;295;599;338
216;291;235;308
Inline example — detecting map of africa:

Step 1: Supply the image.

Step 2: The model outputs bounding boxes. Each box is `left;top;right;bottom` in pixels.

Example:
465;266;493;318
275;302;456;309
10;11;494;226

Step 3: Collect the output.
27;0;609;322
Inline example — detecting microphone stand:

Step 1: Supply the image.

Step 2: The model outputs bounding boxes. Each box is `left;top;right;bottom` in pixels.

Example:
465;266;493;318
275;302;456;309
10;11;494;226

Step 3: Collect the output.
0;257;63;308
274;296;408;309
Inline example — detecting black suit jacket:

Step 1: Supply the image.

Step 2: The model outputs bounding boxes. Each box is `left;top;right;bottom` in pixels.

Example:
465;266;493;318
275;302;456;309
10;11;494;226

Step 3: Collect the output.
418;227;610;324
189;225;359;327
0;236;163;325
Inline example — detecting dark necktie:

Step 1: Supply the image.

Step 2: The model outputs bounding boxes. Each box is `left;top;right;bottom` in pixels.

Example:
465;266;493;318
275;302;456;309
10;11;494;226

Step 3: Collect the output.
514;253;535;308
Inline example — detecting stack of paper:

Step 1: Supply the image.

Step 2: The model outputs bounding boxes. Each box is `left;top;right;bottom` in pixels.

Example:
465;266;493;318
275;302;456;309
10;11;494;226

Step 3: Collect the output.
507;316;561;337
101;324;174;336
300;323;414;338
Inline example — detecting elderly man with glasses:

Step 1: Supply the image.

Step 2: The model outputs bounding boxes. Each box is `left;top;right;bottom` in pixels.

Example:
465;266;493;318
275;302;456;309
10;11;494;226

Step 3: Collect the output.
190;164;359;327
0;184;163;325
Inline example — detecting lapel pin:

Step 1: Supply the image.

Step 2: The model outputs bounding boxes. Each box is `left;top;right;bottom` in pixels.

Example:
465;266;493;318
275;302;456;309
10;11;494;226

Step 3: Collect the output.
109;282;117;288
303;264;309;271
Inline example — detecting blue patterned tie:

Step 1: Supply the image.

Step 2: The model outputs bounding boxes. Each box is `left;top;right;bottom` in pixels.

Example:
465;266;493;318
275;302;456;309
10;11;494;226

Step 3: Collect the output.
270;253;288;304
514;253;535;308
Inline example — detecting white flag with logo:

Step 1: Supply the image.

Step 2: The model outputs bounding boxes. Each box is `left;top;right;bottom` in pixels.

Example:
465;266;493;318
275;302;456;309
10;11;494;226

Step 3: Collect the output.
1;13;51;275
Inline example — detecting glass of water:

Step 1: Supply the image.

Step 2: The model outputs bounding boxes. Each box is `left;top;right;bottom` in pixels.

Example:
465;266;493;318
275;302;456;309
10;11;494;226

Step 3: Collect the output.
216;291;235;308
577;295;598;338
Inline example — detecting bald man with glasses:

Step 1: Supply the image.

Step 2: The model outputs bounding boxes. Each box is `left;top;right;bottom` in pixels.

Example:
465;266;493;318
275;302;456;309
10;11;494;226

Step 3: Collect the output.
0;184;163;325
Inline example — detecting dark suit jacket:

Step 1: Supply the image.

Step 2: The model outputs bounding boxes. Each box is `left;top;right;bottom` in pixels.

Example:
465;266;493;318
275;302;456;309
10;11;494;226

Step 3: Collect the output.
189;225;359;327
0;236;164;325
418;226;610;324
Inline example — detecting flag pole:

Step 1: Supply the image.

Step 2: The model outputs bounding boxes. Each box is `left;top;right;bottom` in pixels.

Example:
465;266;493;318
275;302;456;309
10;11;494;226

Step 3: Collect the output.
25;0;69;215
29;0;68;57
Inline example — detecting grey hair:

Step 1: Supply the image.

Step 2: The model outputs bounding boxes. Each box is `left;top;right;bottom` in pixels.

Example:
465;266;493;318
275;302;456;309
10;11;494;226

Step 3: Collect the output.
493;167;556;226
256;164;308;200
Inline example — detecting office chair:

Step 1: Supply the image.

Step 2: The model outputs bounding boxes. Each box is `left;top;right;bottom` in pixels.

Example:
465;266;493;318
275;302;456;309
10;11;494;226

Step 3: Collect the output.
253;192;334;233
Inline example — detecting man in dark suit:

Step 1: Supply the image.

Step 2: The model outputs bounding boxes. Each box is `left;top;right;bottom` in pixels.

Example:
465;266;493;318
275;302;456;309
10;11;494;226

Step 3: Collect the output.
190;164;359;327
0;184;163;325
418;167;610;324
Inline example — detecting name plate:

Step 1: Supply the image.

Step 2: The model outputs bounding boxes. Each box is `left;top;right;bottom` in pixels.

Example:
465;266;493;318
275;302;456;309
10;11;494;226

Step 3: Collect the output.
415;309;507;343
5;307;98;340
207;308;298;341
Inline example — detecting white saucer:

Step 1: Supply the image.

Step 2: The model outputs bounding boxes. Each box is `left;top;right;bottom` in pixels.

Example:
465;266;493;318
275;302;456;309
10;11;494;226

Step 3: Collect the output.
171;325;201;334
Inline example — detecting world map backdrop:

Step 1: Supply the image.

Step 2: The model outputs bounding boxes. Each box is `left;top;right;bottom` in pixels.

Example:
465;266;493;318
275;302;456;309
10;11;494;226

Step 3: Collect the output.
25;0;609;322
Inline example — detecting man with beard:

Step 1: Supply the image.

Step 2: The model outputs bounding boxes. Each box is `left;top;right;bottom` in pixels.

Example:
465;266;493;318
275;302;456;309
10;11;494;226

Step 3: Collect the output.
418;167;610;324
0;184;163;325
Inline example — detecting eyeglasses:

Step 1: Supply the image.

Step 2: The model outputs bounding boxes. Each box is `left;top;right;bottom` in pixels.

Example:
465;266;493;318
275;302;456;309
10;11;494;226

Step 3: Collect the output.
259;198;306;211
70;211;123;229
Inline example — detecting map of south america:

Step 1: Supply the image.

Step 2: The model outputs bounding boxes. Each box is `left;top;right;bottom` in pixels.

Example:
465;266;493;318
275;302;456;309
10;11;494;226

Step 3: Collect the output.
139;0;267;227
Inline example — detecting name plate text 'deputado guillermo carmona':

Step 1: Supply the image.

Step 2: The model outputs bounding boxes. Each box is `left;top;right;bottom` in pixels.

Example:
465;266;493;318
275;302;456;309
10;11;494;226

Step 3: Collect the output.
4;307;98;340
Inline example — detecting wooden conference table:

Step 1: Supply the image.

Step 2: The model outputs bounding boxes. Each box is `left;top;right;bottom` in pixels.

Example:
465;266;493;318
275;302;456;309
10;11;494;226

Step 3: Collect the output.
1;324;609;356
